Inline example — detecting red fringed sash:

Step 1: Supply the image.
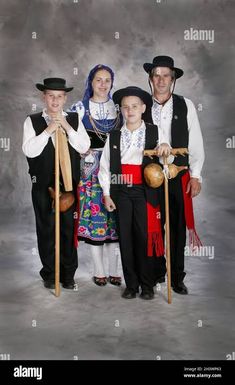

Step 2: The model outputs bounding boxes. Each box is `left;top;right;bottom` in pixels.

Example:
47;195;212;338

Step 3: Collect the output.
181;171;202;248
147;202;164;257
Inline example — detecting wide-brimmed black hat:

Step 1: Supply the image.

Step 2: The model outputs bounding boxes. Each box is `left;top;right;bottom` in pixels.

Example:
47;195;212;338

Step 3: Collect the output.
36;78;73;92
143;56;183;79
113;86;153;109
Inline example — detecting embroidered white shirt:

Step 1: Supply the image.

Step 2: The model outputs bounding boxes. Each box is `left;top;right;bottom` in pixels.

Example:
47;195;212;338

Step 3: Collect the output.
98;121;146;195
22;109;90;158
71;99;117;120
152;96;204;181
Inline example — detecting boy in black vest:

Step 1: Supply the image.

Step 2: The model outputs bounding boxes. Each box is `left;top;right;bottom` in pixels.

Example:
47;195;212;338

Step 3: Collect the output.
98;86;165;300
22;78;90;289
143;56;205;294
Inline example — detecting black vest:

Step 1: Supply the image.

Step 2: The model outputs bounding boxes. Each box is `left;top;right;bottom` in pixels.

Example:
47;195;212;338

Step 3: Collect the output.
85;112;122;149
143;94;189;167
109;123;163;207
26;112;80;189
86;130;109;149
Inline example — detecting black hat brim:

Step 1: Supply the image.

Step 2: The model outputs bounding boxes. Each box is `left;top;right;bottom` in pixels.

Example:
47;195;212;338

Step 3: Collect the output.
36;84;73;92
143;63;184;79
113;87;153;109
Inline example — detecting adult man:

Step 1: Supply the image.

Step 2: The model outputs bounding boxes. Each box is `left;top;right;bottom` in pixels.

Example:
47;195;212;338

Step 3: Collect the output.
143;56;205;294
22;78;90;290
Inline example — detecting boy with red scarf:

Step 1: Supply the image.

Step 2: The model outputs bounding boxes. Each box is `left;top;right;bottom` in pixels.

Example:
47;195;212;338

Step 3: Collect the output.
98;86;165;300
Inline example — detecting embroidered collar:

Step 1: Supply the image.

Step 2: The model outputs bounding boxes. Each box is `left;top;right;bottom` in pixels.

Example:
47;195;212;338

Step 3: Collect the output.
121;121;146;150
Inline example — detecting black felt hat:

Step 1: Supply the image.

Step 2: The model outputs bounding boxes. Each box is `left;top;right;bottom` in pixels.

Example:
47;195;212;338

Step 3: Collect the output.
113;86;153;109
36;78;73;92
143;56;183;79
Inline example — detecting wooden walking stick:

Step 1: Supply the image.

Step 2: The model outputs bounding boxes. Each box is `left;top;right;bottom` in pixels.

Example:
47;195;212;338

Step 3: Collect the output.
54;125;74;297
163;156;172;304
58;128;73;191
144;148;188;304
55;127;60;297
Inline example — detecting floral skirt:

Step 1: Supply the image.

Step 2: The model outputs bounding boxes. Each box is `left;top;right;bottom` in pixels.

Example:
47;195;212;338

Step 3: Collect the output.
78;150;118;244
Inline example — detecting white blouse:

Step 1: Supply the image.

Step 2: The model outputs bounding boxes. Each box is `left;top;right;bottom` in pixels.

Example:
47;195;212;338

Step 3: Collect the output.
152;96;204;181
72;99;117;121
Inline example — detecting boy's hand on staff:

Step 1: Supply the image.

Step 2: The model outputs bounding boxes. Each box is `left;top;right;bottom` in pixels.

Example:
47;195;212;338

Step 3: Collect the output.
156;143;171;157
104;196;116;212
45;121;59;135
186;177;201;198
52;114;72;133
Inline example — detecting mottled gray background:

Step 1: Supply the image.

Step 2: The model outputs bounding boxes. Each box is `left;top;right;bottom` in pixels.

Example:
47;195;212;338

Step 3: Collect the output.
0;0;235;362
0;0;234;212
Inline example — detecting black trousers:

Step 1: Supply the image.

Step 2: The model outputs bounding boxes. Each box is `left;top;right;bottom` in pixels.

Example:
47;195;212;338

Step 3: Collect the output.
169;174;186;283
155;174;186;284
31;186;78;282
115;185;155;291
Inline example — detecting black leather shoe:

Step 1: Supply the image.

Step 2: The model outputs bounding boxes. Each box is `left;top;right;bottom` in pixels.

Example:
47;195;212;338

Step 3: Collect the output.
108;276;122;286
122;288;138;299
44;280;55;289
140;289;154;300
62;280;76;290
93;276;107;286
172;281;188;295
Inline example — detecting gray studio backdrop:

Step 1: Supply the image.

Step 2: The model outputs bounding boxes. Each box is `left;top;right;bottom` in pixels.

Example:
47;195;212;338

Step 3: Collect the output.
0;0;235;362
0;0;234;247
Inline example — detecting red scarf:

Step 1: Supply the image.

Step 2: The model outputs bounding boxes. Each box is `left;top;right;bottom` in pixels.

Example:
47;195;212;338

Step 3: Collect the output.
181;171;202;248
147;201;164;257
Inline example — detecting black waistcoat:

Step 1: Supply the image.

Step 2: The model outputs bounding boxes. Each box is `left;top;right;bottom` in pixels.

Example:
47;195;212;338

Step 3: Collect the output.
26;112;80;189
86;130;108;149
109;123;163;207
143;94;189;167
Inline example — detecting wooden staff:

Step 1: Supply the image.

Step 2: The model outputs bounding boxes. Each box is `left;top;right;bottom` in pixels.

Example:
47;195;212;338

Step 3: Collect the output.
58;128;73;191
54;124;73;297
144;147;188;159
55;128;60;297
163;156;172;304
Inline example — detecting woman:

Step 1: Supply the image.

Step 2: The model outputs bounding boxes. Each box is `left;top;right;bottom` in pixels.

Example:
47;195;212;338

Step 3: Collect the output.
70;64;121;286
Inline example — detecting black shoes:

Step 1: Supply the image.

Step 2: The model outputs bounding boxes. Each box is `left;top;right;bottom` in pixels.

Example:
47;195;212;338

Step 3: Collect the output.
62;280;76;290
43;280;55;289
43;279;76;290
108;276;122;286
140;289;154;300
122;288;138;299
122;287;155;300
93;276;122;286
172;281;188;295
93;276;107;286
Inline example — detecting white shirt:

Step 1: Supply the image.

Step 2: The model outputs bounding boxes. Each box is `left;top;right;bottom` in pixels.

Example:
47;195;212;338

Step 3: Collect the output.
22;109;90;158
70;99;117;153
152;96;204;181
98;121;146;196
71;99;117;121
